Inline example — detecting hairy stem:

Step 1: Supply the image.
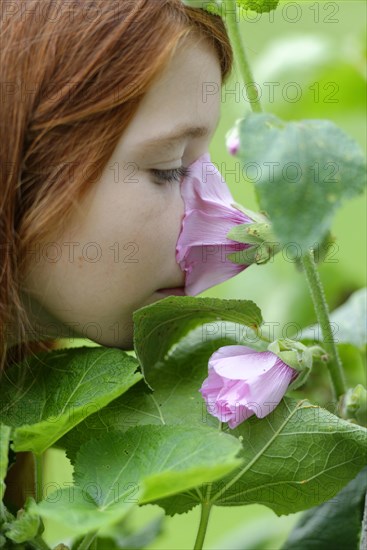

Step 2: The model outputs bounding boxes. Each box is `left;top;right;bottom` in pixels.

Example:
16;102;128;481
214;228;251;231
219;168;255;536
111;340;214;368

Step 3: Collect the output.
225;0;263;112
301;250;347;398
33;453;43;503
360;491;367;550
194;483;213;550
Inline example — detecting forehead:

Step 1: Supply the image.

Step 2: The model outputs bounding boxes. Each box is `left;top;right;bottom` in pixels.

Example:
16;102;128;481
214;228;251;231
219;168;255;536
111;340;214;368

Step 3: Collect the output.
120;36;222;153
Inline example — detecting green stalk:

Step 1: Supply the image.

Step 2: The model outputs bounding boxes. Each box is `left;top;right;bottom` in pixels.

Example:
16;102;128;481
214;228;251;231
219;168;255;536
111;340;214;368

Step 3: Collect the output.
77;532;98;550
193;484;213;550
225;0;263;112
31;535;51;550
360;491;367;550
33;453;43;503
301;250;347;398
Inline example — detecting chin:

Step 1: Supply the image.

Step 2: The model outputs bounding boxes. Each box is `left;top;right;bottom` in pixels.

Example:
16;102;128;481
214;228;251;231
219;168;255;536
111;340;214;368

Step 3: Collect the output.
87;320;135;350
155;287;186;297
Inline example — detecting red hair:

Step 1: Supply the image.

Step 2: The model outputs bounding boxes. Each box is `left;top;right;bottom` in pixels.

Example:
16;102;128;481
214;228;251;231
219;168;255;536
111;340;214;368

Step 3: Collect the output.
0;0;233;371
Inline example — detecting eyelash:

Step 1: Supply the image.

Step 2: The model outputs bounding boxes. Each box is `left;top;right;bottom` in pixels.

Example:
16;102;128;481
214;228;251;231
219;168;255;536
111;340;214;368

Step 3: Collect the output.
150;166;191;184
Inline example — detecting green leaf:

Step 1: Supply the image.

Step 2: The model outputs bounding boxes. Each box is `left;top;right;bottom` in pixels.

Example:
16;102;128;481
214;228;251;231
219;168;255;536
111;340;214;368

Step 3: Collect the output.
31;426;241;537
182;0;223;16
0;425;11;501
182;0;280;15
3;498;41;544
237;0;279;13
133;296;263;379
301;288;367;349
153;492;200;517
238;113;367;252
0;347;142;454
209;398;367;515
282;466;367;549
94;516;164;550
60;327;267;460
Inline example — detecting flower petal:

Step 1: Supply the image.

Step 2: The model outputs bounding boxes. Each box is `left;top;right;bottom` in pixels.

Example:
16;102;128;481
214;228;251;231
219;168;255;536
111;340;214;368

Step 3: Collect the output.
210;349;278;381
180;152;235;209
176;152;253;295
245;360;295;417
176;207;249;252
200;346;298;428
181;244;249;296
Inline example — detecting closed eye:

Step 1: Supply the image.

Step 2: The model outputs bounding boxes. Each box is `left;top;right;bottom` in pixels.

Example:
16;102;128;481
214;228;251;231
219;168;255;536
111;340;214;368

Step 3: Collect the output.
150;166;191;184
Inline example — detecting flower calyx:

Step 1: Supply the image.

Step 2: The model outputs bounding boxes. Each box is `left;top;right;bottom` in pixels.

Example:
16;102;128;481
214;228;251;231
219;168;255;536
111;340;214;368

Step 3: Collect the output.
226;206;281;266
267;338;323;390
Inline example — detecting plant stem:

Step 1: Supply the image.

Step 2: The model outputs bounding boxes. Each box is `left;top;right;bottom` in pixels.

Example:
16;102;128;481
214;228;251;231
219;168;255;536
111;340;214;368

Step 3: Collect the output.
194;503;212;550
77;532;98;550
225;0;263;112
193;484;213;550
301;250;347;398
30;535;51;550
360;491;367;550
33;453;43;503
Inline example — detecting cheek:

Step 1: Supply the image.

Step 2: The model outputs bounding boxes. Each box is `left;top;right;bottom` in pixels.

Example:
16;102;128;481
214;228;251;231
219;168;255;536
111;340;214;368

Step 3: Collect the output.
130;184;185;246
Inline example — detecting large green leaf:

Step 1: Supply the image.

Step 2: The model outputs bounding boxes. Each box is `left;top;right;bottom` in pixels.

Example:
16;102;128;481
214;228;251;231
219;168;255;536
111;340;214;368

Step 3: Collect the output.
31;425;242;537
156;398;367;517
71;515;163;550
301;287;367;349
0;347;142;454
282;466;367;549
238;113;366;252
208;398;367;515
133;296;263;378
60;327;267;460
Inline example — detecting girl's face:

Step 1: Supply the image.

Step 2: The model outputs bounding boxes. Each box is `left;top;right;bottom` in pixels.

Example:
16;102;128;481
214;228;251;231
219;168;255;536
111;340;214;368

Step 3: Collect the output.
20;36;222;349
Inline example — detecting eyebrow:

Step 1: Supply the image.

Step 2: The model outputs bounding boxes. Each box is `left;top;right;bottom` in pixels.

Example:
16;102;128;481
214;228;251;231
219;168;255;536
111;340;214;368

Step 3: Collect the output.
139;125;212;153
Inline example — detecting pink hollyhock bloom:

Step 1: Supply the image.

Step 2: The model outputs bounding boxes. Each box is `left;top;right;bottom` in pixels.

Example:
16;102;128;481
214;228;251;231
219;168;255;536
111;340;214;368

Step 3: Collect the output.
176;152;253;296
199;345;298;428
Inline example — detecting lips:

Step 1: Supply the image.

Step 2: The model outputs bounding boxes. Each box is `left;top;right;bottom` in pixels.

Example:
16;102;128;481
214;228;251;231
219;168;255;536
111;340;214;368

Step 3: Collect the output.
156;287;186;296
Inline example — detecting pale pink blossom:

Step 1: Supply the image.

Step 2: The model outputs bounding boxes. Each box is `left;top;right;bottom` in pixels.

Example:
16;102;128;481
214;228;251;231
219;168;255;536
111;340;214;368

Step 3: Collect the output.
199;345;298;428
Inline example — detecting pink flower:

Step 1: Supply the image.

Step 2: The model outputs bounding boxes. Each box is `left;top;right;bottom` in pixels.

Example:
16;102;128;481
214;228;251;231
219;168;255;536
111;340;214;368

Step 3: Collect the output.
199;345;298;428
176;152;253;296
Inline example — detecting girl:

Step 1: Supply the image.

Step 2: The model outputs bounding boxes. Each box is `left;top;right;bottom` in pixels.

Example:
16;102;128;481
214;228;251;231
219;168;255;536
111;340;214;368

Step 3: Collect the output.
0;0;233;373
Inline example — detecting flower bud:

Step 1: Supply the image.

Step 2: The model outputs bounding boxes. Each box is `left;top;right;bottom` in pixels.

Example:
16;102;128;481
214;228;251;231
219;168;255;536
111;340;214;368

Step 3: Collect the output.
340;384;367;427
225;126;240;156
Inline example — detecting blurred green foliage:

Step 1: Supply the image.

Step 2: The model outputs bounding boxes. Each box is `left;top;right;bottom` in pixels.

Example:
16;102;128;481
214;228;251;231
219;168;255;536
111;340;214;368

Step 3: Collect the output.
210;0;366;336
